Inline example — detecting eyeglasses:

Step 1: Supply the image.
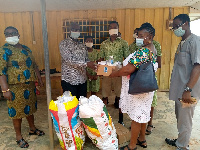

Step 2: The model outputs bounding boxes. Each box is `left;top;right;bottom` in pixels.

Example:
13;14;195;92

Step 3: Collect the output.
172;22;185;31
4;32;18;36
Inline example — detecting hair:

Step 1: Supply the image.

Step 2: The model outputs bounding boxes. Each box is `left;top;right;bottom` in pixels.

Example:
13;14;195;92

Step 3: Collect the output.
4;26;18;34
84;35;93;41
109;21;119;28
134;28;140;34
70;22;80;30
135;28;140;31
139;22;155;37
174;14;190;26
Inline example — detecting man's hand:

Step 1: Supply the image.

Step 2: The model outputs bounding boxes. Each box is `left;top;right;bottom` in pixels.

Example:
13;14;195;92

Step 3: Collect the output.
87;61;97;70
181;91;193;103
88;75;93;81
93;75;98;80
3;91;12;101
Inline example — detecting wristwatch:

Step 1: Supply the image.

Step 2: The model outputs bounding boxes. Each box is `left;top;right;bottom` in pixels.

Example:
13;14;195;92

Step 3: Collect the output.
184;86;192;92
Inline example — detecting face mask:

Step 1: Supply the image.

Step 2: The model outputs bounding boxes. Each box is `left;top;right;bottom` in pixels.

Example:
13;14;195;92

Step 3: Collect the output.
136;38;144;47
109;29;118;36
71;31;80;39
133;33;138;39
5;36;19;45
174;27;185;37
85;42;93;48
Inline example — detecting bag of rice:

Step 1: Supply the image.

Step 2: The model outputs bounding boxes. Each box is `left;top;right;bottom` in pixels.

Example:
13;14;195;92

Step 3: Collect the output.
49;91;85;150
79;95;118;150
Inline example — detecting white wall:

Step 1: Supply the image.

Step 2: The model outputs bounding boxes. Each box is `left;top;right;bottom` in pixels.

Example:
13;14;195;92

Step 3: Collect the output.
191;19;200;36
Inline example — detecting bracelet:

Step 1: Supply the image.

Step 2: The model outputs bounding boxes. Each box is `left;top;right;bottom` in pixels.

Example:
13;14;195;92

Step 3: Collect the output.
2;89;10;93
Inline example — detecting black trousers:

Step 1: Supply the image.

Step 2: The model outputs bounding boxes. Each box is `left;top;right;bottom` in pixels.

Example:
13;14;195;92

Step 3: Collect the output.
61;80;87;100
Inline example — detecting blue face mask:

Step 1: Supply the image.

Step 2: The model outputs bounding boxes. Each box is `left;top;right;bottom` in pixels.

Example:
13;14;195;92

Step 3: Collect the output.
70;31;80;39
174;27;185;37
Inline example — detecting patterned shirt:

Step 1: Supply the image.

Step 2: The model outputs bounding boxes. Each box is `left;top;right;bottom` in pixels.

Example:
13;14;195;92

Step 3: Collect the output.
0;43;37;84
100;38;130;63
59;37;88;85
129;47;156;69
129;40;162;56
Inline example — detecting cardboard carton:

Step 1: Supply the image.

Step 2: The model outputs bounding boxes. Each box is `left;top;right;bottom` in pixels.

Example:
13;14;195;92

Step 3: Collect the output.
97;65;116;76
115;123;131;147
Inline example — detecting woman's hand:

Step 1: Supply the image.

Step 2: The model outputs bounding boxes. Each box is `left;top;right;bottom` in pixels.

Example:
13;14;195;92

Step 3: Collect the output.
109;69;119;77
3;91;12;101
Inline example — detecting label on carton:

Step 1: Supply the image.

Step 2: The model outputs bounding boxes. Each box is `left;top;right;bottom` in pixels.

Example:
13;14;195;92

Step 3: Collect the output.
104;67;108;73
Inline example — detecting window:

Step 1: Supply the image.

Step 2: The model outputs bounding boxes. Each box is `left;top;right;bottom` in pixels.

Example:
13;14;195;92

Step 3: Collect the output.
63;18;116;49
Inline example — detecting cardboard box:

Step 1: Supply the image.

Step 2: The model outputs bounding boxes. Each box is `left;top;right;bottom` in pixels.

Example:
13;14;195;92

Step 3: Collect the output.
97;65;116;76
115;123;131;147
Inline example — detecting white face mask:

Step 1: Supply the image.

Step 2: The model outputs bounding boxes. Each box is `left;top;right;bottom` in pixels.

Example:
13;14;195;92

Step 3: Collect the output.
174;27;185;37
133;33;138;39
70;31;80;39
136;38;144;47
85;42;93;48
5;36;19;45
109;29;118;36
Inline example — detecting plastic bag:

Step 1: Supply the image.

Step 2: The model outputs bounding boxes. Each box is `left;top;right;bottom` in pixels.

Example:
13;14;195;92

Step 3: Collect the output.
49;91;85;150
79;95;118;150
179;97;197;108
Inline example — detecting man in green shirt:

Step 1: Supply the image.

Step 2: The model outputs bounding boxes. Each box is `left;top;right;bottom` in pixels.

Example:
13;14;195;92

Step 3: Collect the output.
129;28;139;54
100;21;129;124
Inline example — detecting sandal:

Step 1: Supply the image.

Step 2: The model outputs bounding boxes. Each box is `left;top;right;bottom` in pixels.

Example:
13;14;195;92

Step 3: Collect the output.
137;139;147;148
120;145;137;150
145;125;155;135
29;128;45;136
16;138;29;148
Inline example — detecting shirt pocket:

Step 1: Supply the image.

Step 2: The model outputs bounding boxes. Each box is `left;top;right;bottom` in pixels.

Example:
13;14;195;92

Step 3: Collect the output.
177;52;187;66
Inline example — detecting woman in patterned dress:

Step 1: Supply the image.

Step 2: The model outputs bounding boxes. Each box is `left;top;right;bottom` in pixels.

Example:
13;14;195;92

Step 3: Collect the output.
110;24;157;150
0;26;45;148
85;36;100;95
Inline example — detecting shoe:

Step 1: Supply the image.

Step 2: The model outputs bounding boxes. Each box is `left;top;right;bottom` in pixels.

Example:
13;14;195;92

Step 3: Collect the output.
145;125;155;135
102;97;108;105
16;138;29;148
120;145;137;150
29;128;45;136
136;139;147;148
114;97;120;109
118;121;125;126
176;145;189;150
165;138;177;147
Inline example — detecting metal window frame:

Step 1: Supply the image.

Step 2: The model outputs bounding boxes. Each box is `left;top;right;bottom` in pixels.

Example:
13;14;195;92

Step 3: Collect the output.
62;18;116;49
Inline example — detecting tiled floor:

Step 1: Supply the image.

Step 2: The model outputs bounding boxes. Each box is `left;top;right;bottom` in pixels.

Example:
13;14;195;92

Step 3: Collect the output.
0;89;200;150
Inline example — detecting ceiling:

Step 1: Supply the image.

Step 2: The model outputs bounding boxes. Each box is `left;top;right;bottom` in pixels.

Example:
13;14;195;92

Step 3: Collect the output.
1;0;200;12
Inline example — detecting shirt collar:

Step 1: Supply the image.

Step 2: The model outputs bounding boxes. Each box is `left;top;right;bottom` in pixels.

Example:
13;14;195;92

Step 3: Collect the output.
108;37;120;42
68;37;81;44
